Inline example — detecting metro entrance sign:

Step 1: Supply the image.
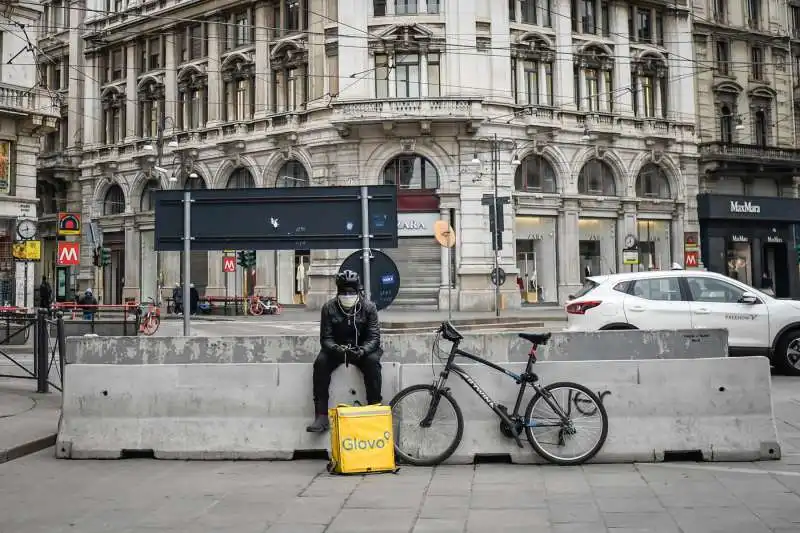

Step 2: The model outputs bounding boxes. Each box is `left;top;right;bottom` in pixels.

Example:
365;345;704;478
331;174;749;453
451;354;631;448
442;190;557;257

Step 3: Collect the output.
57;242;80;266
222;256;236;273
685;250;699;268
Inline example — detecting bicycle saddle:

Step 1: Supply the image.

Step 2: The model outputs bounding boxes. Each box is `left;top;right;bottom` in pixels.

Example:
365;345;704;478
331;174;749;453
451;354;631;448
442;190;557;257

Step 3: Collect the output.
518;332;552;346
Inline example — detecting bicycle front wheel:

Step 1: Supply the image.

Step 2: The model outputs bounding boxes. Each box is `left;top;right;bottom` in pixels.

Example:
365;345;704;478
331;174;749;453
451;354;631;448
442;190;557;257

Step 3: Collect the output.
524;382;608;466
390;384;464;466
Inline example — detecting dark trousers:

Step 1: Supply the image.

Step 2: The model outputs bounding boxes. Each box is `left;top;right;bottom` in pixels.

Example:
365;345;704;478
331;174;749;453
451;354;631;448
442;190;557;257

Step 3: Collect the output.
312;350;382;414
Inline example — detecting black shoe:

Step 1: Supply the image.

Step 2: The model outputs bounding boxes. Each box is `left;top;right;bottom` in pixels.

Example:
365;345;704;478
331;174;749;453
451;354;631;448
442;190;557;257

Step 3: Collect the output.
306;414;329;433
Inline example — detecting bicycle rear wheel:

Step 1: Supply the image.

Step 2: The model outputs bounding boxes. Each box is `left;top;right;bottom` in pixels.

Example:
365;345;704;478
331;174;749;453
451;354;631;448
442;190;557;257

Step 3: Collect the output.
142;316;160;336
390;384;464;466
524;382;608;466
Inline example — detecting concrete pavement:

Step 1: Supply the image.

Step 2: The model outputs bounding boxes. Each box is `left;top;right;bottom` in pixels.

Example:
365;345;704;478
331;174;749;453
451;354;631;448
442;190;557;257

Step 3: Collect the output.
0;378;60;464
0;376;798;532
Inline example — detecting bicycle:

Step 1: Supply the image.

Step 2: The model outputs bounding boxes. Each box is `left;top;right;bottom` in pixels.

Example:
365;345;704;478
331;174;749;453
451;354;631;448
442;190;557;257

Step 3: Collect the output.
137;298;161;336
390;321;609;466
249;295;282;316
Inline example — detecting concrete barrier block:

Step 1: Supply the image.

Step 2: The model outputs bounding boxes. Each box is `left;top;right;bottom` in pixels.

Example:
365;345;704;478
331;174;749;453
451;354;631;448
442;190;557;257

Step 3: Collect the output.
66;328;729;366
397;357;780;464
57;362;400;460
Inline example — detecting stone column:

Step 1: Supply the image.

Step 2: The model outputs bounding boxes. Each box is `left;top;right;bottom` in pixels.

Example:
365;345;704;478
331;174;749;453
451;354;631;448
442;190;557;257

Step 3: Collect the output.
557;199;581;303
671;206;685;268
438;206;450;310
206;17;222;125
205;251;224;296
618;201;637;270
122;219;139;300
611;3;633;115
254;3;269;119
553;0;575;109
125;44;137;141
164;31;177;125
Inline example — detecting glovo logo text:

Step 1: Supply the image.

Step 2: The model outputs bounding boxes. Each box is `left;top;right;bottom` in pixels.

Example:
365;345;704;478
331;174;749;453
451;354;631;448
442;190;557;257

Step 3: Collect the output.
342;431;392;452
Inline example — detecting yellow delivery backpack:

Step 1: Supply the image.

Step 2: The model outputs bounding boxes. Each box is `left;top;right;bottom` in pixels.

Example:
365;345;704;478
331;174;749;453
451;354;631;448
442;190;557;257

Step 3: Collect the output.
327;403;398;475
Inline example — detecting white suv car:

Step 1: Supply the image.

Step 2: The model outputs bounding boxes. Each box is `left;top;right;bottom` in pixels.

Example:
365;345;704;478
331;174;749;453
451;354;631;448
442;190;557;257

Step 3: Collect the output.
564;269;800;375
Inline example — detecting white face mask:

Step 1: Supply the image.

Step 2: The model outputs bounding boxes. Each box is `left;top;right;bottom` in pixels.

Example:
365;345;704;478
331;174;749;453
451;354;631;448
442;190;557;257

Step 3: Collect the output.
338;294;358;309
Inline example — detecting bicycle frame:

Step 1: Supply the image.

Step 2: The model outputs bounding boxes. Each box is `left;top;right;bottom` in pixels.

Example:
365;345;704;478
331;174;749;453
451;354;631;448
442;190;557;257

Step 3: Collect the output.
422;335;572;437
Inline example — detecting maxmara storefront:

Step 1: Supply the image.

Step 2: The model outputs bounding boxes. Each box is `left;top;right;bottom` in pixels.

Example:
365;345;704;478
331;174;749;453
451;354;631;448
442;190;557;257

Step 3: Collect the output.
698;193;800;298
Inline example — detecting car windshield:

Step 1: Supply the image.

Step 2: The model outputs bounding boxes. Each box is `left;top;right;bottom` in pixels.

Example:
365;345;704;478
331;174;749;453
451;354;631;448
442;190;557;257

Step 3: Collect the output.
571;280;599;300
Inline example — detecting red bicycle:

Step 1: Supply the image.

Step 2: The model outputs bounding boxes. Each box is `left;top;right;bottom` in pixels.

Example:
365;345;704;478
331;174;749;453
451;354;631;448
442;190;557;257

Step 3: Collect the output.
138;298;161;335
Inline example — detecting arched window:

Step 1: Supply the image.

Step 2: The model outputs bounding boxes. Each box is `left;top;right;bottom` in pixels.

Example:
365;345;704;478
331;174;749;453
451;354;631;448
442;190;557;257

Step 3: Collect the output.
139;179;160;211
578;159;616;195
720;105;733;143
227;167;255;189
103;184;125;215
514;155;556;193
383;155;440;190
276;161;309;187
635;163;671;199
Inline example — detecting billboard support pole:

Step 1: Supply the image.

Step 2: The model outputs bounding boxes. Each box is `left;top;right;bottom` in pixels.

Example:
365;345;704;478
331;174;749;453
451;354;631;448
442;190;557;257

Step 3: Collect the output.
182;191;192;336
360;186;372;301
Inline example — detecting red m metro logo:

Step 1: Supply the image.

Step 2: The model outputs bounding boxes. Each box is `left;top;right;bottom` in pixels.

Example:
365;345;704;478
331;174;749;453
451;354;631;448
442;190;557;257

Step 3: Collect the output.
222;256;236;273
57;242;80;266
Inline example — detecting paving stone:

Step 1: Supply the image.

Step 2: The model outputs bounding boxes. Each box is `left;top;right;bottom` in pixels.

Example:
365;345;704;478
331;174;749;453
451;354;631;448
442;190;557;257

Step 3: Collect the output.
548;502;602;523
344;488;425;508
326;509;418;532
603;512;680;532
669;507;772;533
595;497;664;513
551;523;608;533
275;496;344;524
412;518;468;532
265;525;326;533
466;509;549;531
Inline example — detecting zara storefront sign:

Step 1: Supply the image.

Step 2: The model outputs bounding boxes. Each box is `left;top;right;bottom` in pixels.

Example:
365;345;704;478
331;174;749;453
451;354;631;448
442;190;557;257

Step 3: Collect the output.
397;212;439;237
729;201;761;214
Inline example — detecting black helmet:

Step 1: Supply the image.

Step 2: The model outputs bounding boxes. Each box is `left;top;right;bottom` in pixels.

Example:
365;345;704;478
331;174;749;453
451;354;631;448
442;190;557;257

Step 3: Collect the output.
336;270;360;291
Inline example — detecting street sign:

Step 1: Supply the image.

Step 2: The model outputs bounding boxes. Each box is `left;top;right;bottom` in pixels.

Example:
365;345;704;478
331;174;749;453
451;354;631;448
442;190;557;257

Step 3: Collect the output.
339;249;401;311
222;256;236;273
58;212;81;236
154;185;398;252
623;250;639;265
57;242;80;265
12;240;41;261
490;267;506;286
685;250;699;268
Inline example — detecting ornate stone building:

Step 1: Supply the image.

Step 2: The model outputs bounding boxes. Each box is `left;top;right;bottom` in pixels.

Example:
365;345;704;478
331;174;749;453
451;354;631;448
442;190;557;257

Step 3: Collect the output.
35;0;698;310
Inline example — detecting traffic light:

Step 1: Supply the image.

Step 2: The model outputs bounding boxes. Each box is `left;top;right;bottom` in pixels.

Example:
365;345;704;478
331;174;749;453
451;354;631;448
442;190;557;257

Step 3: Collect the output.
246;250;256;268
236;250;256;268
92;247;100;267
237;250;246;267
100;247;111;266
488;203;504;251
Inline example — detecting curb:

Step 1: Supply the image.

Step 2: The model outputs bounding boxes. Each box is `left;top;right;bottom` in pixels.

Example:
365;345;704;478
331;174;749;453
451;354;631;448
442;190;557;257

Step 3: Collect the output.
381;317;566;329
0;433;56;464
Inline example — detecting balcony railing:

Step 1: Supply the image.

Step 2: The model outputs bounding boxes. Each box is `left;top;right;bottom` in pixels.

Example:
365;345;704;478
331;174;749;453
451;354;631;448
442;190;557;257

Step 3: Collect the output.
0;82;60;119
699;142;800;162
331;97;483;123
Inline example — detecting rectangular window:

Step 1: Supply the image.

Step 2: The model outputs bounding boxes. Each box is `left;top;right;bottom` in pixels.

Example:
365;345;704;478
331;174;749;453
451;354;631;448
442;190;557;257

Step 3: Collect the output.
190;89;201;128
190;24;204;60
715;40;729;75
511;57;518;103
521;0;537;24
793;6;800;38
509;0;516;21
327;54;339;96
601;1;609;36
524;60;538;104
396;54;420;98
642;75;654;117
575;0;595;33
235;13;249;47
111;107;121;143
714;0;726;23
236;80;248;120
374;0;386;15
375;54;389;98
573;67;580;107
138;41;147;74
396;0;418;14
544;62;553;106
427;0;440;13
751;46;763;80
427;52;441;97
604;71;613;112
112;48;123;80
636;7;651;41
747;0;760;29
585;68;599;111
149;37;161;70
54;63;62;90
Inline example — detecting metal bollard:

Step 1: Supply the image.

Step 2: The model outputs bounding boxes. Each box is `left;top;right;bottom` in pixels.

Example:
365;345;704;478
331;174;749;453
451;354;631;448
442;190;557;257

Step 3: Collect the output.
35;309;48;393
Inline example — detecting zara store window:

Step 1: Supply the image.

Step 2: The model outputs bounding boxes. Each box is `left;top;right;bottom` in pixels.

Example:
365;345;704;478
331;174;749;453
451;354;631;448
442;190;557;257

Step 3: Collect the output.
579;218;617;280
514;216;557;303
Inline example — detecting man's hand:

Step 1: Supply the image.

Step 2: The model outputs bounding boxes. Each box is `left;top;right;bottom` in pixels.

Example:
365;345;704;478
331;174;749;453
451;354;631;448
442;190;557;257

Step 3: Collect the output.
348;346;365;360
333;344;348;355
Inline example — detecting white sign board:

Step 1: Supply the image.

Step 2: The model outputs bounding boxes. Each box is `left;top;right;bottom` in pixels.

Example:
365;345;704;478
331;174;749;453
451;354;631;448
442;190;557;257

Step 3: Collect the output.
397;212;440;237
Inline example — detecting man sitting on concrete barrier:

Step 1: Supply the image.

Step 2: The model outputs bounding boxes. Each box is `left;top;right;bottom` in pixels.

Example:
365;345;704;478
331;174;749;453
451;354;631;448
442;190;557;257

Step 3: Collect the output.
306;269;383;433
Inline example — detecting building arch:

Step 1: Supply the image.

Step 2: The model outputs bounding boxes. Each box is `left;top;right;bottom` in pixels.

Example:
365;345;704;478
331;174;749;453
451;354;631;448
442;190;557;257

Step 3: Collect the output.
136;74;162;92
220;51;253;71
514;145;570;193
102;183;126;215
226;166;257;189
628;151;682;200
213;156;262;189
571;147;627;195
575;41;614;58
517;31;554;49
262;149;313;187
363;140;454;187
93;175;129;216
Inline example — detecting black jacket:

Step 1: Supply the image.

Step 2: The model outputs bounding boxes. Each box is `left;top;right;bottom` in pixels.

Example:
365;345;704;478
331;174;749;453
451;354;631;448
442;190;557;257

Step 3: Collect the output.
320;297;382;357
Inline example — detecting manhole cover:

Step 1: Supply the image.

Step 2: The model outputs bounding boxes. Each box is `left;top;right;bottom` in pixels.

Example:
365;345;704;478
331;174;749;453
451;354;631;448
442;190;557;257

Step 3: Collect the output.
0;393;35;417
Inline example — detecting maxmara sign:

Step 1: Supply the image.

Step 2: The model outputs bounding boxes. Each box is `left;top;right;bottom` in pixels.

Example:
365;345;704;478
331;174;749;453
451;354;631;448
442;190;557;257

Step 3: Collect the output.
729;200;761;214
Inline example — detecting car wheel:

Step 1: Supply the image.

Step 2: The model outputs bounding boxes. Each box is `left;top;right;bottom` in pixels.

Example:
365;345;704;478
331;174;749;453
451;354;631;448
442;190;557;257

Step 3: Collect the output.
600;324;637;331
775;330;800;376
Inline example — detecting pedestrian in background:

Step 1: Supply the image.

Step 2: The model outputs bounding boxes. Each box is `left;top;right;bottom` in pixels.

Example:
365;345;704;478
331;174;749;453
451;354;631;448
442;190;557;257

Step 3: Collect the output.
761;271;775;296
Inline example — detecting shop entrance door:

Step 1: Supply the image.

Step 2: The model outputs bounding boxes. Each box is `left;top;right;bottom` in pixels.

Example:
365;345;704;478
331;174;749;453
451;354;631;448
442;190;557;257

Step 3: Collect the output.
580;241;601;282
764;243;789;297
516;251;539;303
